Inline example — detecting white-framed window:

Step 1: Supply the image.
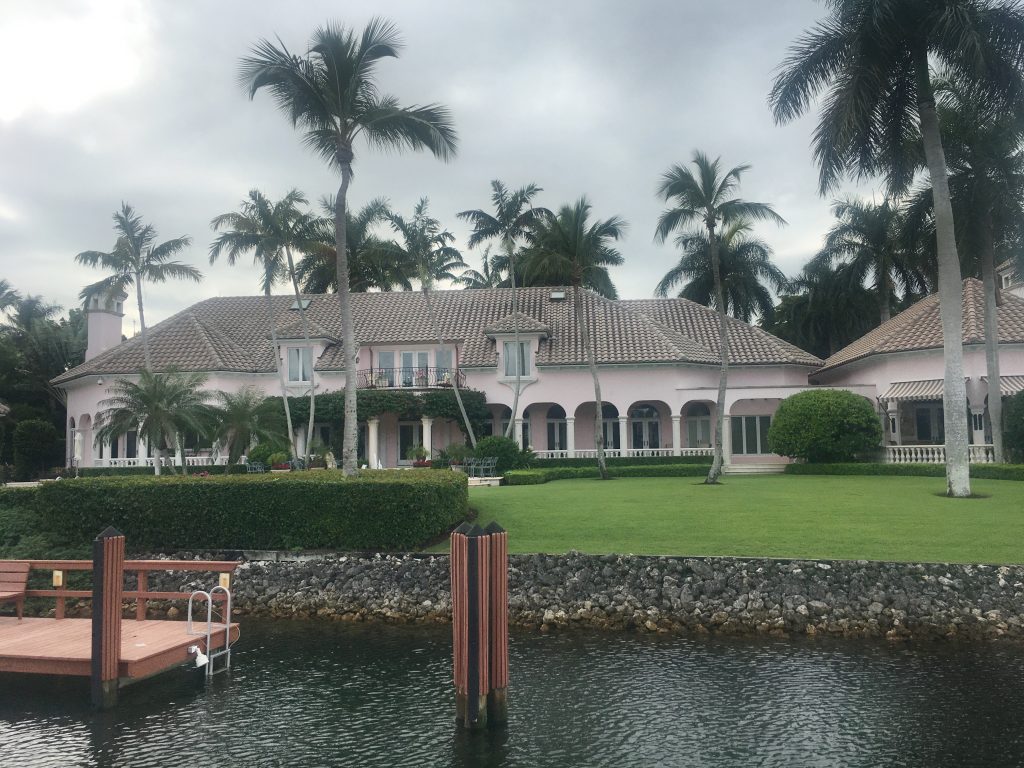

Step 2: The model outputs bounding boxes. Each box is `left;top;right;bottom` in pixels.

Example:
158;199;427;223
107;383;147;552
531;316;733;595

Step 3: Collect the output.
1002;273;1013;289
731;415;771;455
436;348;453;376
288;347;313;383
503;341;531;377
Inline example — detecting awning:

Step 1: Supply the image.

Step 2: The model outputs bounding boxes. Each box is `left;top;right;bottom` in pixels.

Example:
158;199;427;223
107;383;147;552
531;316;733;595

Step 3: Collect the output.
984;375;1024;396
881;379;944;401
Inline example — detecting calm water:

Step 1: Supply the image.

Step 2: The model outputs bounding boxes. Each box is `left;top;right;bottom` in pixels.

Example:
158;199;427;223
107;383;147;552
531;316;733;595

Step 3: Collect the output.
2;621;1024;767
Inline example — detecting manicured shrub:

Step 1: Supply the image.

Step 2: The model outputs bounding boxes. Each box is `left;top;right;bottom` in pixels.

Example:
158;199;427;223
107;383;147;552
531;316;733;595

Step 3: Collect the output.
505;464;712;485
474;436;532;475
247;441;290;465
768;390;882;463
12;419;61;481
16;471;469;552
783;463;1024;480
1006;391;1024;463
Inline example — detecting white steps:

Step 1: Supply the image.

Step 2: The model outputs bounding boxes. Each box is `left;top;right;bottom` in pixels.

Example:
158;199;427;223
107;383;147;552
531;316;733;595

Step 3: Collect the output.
722;463;786;476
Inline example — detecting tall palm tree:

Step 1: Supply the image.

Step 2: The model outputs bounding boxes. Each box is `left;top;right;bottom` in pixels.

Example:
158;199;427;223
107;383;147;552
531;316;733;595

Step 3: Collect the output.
211;386;287;464
655;219;789;323
240;19;458;475
209;189;319;459
459;181;551;438
769;0;1024;496
94;369;213;476
456;245;502;289
297;198;412;293
386;198;477;447
655;152;785;484
76;203;199;372
524;198;626;479
812;199;928;325
0;279;19;313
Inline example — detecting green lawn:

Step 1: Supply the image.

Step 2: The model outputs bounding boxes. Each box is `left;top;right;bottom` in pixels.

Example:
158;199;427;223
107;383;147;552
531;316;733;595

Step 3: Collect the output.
432;476;1024;563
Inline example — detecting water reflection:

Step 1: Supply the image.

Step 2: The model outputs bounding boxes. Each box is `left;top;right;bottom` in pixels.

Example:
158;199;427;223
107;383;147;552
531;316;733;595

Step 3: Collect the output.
2;622;1024;767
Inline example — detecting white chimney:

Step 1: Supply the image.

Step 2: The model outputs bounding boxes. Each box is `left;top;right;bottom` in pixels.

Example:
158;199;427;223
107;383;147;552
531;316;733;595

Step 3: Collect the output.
85;292;127;361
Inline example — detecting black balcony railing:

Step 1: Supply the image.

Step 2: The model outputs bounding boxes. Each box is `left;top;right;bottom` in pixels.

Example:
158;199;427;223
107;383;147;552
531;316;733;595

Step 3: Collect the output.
356;367;466;389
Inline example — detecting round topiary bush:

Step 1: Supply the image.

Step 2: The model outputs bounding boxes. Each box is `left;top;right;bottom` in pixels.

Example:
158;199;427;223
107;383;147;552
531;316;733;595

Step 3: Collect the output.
1006;390;1024;463
473;435;531;475
767;390;882;463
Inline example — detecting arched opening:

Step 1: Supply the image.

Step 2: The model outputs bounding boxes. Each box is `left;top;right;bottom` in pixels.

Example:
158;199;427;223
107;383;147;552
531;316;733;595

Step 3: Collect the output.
546;404;567;452
627;401;670;453
683;402;713;449
571;402;622;454
490;405;512;438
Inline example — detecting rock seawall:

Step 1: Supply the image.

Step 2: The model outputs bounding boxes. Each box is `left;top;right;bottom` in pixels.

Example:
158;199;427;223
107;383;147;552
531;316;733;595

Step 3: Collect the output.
141;552;1024;642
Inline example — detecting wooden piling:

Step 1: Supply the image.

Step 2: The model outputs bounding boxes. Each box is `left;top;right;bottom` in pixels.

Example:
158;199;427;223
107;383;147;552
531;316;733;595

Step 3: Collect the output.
91;527;124;710
485;522;508;724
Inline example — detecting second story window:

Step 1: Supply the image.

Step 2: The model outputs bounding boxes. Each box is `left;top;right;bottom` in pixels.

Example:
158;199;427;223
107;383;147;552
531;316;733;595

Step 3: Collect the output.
436;348;453;377
503;341;531;377
288;347;312;383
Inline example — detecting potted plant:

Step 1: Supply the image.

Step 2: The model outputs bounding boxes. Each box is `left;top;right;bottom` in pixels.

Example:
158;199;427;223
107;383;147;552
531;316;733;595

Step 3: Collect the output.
414;367;429;387
268;451;291;473
406;443;430;468
445;442;470;471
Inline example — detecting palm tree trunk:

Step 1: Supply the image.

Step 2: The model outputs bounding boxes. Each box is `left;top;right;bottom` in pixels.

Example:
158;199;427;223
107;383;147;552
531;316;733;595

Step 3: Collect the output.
422;285;477;448
265;287;298;459
153;442;162;476
336;158;359;476
707;223;728;484
505;241;523;441
135;274;153;372
285;245;316;465
878;267;891;324
980;210;1004;463
574;282;608;479
915;53;970;497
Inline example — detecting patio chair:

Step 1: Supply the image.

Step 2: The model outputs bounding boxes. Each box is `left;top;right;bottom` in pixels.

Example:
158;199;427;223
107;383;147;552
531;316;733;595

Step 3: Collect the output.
246;462;265;474
0;562;29;621
290;458;306;471
481;457;498;477
464;458;479;478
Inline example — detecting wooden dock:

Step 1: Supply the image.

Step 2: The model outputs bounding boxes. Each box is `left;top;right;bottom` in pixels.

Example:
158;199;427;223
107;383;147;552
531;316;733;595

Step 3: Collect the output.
0;527;241;708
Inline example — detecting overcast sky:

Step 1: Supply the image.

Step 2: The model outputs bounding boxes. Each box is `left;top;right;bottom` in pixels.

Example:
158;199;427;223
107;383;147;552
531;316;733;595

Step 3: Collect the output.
0;0;877;332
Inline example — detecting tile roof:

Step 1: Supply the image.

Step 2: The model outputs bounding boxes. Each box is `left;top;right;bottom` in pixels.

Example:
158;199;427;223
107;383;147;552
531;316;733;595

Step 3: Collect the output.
815;278;1024;376
54;287;822;386
484;311;552;337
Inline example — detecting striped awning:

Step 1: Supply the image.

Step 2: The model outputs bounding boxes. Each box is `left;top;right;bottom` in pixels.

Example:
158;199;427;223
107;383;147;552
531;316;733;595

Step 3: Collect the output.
881;379;944;401
993;375;1024;396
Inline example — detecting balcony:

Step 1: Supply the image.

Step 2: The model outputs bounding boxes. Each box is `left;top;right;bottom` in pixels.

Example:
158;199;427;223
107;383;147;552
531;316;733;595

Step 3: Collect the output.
356;367;466;390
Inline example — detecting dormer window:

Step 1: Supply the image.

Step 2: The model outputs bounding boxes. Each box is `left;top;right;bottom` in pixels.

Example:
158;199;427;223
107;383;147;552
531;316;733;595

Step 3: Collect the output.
503;341;531;377
287;347;312;383
1002;273;1013;289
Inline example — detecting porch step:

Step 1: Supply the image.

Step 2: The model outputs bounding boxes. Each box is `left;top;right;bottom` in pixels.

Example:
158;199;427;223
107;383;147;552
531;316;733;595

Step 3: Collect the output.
722;463;786;476
468;476;502;487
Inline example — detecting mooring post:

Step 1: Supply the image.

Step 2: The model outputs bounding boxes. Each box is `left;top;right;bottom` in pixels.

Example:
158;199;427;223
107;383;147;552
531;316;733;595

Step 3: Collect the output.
484;522;508;725
91;526;124;710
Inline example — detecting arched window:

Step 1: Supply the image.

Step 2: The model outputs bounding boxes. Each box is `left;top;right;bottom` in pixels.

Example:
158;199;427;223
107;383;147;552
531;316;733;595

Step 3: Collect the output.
546;405;567;451
601;403;620;450
685;403;712;448
629;404;661;450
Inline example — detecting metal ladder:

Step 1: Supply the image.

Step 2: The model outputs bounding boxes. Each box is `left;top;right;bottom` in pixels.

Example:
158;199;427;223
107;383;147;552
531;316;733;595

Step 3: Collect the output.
186;585;233;677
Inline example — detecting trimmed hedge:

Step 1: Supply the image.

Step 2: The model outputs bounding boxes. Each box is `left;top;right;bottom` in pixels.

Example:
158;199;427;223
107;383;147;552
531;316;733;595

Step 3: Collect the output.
530;455;711;468
505;464;713;485
783;463;1024;481
8;471;468;551
78;465;248;478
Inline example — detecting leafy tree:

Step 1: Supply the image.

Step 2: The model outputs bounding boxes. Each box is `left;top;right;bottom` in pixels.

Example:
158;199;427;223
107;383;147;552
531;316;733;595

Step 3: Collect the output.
94;369;214;475
211;387;287;464
76;203;200;372
525;198;626;479
768;390;883;463
769;0;1024;496
240;18;457;475
386;198;476;446
812;198;928;324
654;151;785;483
0;280;20;313
655;219;788;323
12;419;60;481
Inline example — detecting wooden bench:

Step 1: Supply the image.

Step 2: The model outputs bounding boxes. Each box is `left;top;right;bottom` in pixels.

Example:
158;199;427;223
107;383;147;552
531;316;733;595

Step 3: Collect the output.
0;562;29;621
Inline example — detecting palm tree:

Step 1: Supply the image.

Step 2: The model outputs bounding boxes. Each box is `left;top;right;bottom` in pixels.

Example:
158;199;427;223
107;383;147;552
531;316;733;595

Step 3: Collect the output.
297;198;412;292
654;152;785;484
1;295;85;408
769;0;1024;496
459;181;551;439
0;280;19;313
524;198;626;479
94;369;213;476
76;204;199;372
211;387;287;464
655;219;789;323
386;198;477;448
812;199;928;325
456;246;502;289
240;18;458;475
209;189;319;459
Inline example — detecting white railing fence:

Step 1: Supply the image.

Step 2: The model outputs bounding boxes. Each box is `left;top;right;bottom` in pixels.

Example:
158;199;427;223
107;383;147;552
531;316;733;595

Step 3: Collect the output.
884;444;995;464
533;447;713;460
94;455;232;468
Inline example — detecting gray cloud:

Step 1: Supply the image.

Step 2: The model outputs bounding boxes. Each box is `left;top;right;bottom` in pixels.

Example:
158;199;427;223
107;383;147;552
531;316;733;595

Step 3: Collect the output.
0;0;873;331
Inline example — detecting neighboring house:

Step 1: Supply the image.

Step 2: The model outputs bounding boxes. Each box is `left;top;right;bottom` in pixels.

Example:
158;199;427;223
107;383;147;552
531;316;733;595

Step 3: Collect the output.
997;259;1024;300
811;278;1024;463
54;279;1024;470
53;287;826;469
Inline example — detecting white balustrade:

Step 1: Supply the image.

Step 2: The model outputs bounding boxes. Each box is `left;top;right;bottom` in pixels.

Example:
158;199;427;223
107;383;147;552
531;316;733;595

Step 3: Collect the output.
885;444;995;464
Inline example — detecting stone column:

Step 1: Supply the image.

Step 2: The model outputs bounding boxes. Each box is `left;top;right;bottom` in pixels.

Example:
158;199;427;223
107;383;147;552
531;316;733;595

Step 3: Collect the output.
368;417;380;468
618;415;629;456
565;416;575;457
421;416;434;458
671;414;682;456
722;415;732;466
515;418;524;449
